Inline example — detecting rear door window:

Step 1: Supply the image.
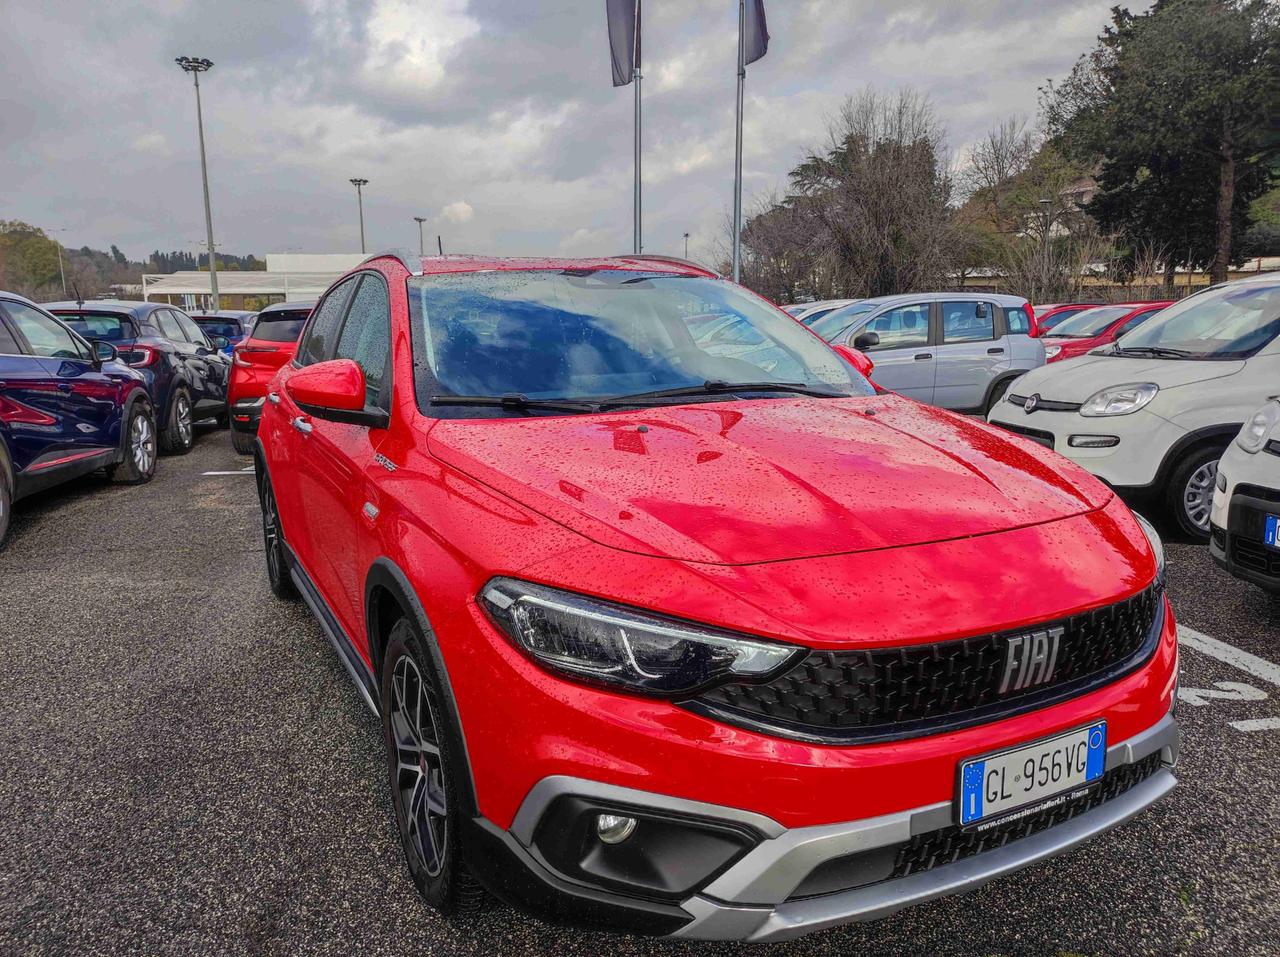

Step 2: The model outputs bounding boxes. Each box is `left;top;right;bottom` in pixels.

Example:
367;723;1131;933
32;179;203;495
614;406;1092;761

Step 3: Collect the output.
940;301;995;343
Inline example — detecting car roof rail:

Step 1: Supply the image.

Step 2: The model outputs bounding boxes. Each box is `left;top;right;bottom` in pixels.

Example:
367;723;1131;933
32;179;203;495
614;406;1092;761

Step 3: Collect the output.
609;253;720;278
361;249;420;274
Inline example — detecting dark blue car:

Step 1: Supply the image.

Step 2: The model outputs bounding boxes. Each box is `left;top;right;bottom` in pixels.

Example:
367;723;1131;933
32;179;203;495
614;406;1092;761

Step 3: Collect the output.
191;310;258;356
45;300;232;455
0;292;157;548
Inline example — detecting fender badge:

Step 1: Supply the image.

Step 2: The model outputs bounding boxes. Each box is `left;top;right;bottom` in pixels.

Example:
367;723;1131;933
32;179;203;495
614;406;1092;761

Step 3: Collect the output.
374;453;398;472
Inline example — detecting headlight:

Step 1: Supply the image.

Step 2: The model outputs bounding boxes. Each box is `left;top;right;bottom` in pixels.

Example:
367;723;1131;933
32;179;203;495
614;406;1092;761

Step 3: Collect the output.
1236;401;1280;454
1132;511;1166;581
1080;382;1159;417
1044;345;1061;359
480;578;803;695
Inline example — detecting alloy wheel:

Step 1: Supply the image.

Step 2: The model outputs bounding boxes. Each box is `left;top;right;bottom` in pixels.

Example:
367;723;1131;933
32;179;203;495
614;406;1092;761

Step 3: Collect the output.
131;412;156;475
390;655;449;878
260;479;283;584
176;396;192;445
1182;459;1218;533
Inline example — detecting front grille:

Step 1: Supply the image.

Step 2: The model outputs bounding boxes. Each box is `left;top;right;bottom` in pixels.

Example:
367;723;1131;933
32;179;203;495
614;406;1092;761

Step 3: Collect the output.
1007;394;1083;413
891;751;1165;879
997;422;1056;449
689;581;1163;744
1230;537;1280;578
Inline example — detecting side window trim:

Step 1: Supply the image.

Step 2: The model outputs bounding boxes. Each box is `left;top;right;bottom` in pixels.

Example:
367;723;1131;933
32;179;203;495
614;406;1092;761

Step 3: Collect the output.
0;306;30;356
332;270;394;411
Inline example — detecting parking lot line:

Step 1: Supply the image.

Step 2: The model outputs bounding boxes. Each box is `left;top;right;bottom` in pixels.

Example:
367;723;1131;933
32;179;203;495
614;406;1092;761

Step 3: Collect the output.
1229;717;1280;732
1178;625;1280;687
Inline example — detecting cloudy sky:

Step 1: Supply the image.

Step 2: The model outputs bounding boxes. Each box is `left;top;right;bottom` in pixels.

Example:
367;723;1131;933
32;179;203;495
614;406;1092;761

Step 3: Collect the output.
2;0;1121;266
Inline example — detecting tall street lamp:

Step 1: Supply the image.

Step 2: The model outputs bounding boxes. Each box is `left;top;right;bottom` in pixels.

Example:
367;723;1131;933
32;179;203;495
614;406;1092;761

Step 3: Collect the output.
350;179;369;253
413;216;428;257
175;56;220;310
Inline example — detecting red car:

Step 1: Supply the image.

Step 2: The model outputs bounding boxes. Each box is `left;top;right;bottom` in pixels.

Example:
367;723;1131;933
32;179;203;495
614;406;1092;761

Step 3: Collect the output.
1042;301;1172;363
226;300;313;454
1032;302;1107;336
254;254;1177;942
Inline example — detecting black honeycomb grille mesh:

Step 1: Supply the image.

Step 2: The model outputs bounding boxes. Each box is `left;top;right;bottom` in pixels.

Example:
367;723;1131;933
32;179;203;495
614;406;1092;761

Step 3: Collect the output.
692;581;1162;743
891;751;1164;879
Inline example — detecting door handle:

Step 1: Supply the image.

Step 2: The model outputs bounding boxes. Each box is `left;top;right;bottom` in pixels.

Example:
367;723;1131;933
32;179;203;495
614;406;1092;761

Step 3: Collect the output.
914;353;933;361
987;347;1005;355
267;392;281;405
291;416;313;435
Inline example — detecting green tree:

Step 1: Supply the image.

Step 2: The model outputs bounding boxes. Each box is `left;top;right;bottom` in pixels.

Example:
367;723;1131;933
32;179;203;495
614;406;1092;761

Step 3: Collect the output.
1045;0;1280;283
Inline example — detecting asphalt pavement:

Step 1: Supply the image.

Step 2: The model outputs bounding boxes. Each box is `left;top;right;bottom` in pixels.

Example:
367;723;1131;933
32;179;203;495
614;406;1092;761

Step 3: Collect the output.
1;431;1277;956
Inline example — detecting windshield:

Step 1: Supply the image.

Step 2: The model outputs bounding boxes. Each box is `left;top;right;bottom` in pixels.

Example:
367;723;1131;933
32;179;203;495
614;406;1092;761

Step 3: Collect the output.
809;303;876;341
1045;305;1132;338
1118;282;1280;359
195;319;242;338
407;270;872;415
53;311;134;341
251;310;309;343
1038;306;1093;331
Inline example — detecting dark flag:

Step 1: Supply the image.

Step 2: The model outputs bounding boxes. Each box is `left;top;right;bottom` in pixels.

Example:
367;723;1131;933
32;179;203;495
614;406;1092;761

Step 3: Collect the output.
743;0;769;65
606;0;640;87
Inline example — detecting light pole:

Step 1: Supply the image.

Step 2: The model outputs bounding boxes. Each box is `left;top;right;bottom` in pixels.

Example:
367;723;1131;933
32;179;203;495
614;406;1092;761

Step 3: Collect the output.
350;179;369;253
683;232;690;259
413;216;428;257
175;56;220;310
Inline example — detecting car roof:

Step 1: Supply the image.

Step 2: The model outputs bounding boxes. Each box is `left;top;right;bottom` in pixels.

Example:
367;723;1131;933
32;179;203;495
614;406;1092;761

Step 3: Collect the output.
850;291;1030;309
257;300;316;315
191;310;256;318
0;290;46;310
365;252;716;279
43;299;168;318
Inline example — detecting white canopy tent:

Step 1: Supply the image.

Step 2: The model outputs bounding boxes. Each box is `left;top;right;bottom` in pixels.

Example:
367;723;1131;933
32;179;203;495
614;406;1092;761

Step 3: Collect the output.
141;271;348;303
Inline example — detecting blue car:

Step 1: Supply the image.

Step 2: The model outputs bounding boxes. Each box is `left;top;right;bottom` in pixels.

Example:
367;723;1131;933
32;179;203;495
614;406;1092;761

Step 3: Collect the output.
0;292;157;549
45;300;232;456
191;310;258;356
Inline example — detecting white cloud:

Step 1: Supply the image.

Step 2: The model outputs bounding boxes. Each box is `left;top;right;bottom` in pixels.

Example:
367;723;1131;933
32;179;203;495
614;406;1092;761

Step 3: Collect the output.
130;131;170;156
440;200;474;224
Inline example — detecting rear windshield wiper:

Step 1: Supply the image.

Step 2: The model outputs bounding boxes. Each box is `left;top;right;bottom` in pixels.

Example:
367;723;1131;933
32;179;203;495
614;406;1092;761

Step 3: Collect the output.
429;394;600;414
598;380;849;409
1110;346;1193;359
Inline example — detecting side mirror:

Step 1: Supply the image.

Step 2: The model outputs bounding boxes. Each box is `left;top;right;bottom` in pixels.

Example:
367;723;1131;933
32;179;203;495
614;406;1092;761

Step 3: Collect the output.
853;330;880;351
975;302;990;319
285;358;389;428
90;340;119;364
209;335;230;351
832;344;875;380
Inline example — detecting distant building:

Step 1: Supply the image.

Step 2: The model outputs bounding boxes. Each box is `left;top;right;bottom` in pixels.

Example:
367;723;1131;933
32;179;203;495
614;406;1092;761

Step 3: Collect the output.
141;253;367;309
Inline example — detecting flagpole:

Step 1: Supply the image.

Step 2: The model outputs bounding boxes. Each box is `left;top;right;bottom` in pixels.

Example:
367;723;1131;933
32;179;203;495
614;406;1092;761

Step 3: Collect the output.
732;0;746;282
633;0;643;254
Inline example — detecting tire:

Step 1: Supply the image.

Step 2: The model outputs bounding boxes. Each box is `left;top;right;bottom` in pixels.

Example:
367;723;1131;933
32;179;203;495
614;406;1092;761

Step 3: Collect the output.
161;388;195;456
256;467;299;601
1165;444;1224;541
0;474;10;552
214;408;230;430
381;618;486;916
985;376;1015;415
106;400;158;485
232;431;256;456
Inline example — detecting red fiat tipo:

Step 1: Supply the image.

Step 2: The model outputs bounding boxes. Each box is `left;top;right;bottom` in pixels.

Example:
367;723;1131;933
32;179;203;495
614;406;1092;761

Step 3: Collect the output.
254;254;1177;942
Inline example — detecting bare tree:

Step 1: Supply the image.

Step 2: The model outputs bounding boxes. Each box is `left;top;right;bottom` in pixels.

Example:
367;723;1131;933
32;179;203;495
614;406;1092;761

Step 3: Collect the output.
959;116;1039;231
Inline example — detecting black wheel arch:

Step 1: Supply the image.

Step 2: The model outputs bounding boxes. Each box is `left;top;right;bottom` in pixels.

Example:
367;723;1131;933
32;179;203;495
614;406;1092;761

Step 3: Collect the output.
0;438;13;501
365;557;480;819
1153;423;1240;491
982;370;1024;413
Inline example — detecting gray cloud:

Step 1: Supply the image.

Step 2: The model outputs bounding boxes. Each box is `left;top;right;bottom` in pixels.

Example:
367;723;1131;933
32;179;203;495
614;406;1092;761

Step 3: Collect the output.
0;0;1118;267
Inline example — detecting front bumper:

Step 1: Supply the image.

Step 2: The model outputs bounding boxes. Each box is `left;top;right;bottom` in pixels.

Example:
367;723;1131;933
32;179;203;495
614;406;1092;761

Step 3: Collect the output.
987;401;1181;489
475;715;1178;942
1210;451;1280;593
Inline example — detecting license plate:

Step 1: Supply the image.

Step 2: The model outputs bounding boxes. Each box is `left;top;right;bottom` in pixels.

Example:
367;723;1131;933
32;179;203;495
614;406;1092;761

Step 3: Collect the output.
1266;514;1279;550
959;721;1106;827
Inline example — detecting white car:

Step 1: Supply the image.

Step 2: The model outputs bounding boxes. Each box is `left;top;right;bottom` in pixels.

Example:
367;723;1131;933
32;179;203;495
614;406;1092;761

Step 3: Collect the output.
988;273;1280;538
1210;399;1280;604
791;299;861;326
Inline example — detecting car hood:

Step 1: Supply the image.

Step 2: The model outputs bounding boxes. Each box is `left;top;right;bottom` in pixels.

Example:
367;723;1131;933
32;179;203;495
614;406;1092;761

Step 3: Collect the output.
1009;353;1245;402
427;395;1111;565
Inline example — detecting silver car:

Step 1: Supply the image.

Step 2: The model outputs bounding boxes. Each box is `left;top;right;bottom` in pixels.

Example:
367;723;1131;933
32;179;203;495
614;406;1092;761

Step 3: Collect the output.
809;292;1044;413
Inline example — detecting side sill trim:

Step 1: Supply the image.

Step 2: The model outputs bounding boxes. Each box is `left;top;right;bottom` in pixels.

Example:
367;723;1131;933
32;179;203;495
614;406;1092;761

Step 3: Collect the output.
284;542;380;715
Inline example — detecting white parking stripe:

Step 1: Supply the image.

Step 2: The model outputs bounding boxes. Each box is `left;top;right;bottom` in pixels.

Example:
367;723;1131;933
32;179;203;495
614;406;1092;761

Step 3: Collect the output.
1179;625;1280;687
1229;717;1280;732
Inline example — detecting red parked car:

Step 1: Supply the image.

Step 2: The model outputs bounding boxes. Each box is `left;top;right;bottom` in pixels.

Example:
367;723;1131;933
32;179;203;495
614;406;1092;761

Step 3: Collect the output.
226;300;313;454
1042;301;1172;363
254;254;1177;942
1032;302;1107;336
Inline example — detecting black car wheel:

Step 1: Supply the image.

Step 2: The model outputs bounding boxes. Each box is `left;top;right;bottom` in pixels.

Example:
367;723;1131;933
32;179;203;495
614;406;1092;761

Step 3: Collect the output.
107;400;158;485
161;388;195;456
232;431;256;455
257;469;298;601
381;618;485;916
1166;444;1224;541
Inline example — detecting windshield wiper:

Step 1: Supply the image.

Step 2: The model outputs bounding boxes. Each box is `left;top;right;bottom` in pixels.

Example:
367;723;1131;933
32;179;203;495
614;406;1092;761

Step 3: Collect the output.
1110;345;1193;359
598;380;849;409
429;394;600;414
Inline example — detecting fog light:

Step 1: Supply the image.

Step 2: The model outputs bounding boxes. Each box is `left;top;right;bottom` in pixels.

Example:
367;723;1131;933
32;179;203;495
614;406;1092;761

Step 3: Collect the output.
1068;434;1120;448
596;814;637;844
